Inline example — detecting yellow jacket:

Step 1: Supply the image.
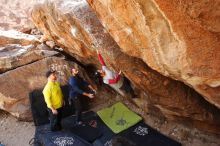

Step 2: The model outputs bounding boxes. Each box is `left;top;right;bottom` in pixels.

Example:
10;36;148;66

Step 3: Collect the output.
43;81;64;109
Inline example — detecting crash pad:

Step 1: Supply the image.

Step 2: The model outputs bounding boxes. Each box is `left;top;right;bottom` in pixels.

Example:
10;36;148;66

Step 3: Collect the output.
29;88;49;126
97;102;142;133
117;121;181;146
91;116;115;146
34;124;92;146
62;111;102;142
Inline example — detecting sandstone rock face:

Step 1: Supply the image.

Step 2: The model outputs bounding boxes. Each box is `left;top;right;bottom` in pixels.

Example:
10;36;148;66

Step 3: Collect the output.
0;57;85;120
0;44;58;73
87;0;220;110
0;30;40;46
31;0;220;133
0;30;55;73
0;0;36;31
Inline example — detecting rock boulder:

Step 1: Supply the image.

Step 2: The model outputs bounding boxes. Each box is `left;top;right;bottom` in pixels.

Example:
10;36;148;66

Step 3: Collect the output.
87;0;220;109
0;57;87;120
0;44;59;73
0;0;36;31
31;0;220;133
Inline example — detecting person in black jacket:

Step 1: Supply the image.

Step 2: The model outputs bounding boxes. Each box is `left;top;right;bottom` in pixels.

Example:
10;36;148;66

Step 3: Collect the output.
68;67;96;125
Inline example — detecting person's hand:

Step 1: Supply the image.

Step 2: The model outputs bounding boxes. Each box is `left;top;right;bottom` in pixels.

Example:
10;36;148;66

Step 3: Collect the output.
89;85;97;94
90;87;97;94
119;70;122;75
92;89;97;94
88;93;95;99
52;109;58;115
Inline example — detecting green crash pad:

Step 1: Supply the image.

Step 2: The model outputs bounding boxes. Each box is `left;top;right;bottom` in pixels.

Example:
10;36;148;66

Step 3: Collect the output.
97;102;142;133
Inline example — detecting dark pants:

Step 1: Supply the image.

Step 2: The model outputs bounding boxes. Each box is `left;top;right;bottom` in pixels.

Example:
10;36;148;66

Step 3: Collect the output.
70;97;82;123
48;107;63;131
120;77;135;98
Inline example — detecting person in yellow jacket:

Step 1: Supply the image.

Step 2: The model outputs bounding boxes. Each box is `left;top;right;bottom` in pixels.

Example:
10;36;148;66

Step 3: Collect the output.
43;70;64;131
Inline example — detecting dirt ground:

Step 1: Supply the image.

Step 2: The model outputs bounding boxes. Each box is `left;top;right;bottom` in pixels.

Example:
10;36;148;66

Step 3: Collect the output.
0;88;220;146
0;110;35;146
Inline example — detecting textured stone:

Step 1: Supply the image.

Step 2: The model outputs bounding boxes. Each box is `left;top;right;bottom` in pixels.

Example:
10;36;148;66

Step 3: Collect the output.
87;0;220;109
0;57;90;120
0;43;58;73
0;30;54;73
0;0;36;31
31;0;220;133
0;30;40;46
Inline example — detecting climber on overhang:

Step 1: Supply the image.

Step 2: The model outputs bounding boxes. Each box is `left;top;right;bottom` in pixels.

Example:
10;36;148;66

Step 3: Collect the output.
95;49;137;98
